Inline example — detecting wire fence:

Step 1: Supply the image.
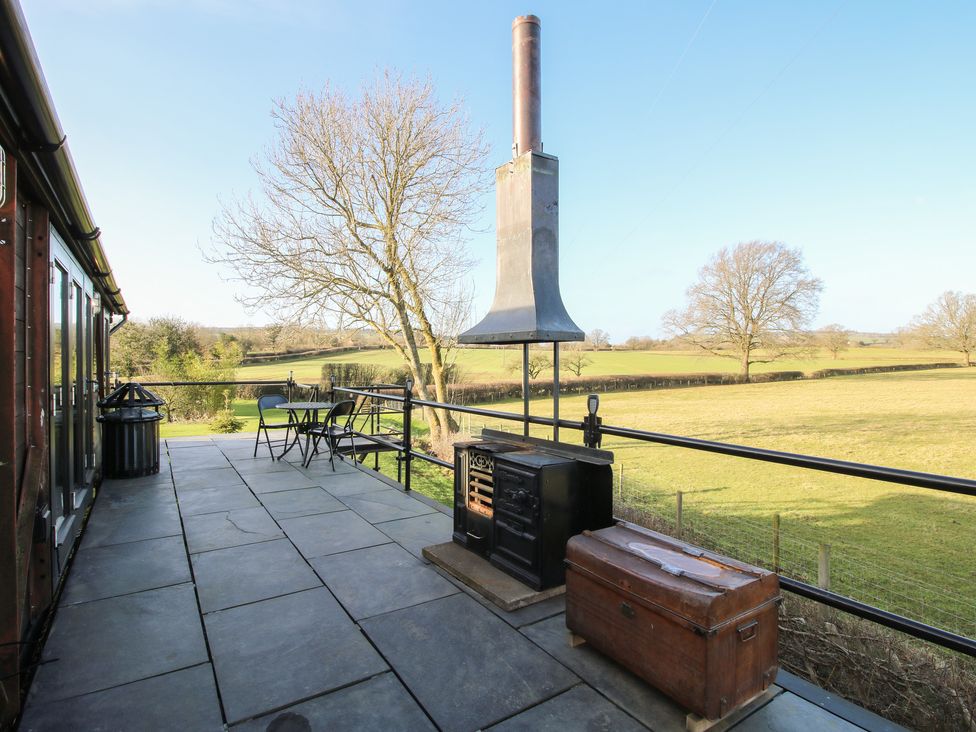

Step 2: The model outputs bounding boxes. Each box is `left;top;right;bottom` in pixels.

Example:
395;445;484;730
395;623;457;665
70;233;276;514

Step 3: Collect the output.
611;467;976;642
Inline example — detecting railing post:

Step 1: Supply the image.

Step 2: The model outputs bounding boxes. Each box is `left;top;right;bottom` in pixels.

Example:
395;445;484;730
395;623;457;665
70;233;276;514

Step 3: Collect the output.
522;343;530;437
583;393;602;449
329;375;336;403
552;341;560;442
403;378;413;493
818;543;831;590
772;513;781;573
287;370;294;401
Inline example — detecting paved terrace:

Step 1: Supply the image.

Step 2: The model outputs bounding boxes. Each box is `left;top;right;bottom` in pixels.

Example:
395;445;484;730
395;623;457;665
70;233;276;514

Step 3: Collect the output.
20;435;899;731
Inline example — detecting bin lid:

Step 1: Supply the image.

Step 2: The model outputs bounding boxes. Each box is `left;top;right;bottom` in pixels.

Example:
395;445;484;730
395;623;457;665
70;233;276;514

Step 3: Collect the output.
96;407;164;423
98;382;165;409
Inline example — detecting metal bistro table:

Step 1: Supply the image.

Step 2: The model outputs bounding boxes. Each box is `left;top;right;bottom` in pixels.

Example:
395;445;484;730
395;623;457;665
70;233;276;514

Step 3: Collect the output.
274;401;335;461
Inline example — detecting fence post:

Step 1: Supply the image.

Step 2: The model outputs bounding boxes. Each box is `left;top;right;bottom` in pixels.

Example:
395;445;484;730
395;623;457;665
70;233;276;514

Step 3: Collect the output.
818;543;831;590
676;491;683;538
329;375;336;403
287;370;294;401
772;514;781;573
403;378;413;493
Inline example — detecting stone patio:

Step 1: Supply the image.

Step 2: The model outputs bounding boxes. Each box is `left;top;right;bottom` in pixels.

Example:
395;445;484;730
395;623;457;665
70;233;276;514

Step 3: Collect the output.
19;435;902;731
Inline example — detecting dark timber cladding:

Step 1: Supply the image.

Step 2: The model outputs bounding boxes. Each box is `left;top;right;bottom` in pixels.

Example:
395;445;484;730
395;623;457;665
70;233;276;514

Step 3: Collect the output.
0;0;127;723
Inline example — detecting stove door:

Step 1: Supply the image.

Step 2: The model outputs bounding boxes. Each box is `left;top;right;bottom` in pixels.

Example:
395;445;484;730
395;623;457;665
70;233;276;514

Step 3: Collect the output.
491;463;543;588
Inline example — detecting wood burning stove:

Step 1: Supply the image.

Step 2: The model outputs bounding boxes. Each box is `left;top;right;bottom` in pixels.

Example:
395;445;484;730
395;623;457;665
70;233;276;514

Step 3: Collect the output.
453;430;613;590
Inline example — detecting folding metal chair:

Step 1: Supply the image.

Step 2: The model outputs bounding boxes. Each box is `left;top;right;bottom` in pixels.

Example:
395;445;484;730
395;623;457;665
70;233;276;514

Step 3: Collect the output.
253;394;297;458
302;400;358;470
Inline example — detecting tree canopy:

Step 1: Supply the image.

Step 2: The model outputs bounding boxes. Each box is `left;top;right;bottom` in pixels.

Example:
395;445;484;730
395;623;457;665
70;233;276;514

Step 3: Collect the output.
910;291;976;366
209;73;489;442
663;241;822;380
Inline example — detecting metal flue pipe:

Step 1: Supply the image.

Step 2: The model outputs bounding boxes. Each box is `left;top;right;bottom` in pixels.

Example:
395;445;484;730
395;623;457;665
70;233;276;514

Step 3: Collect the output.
512;15;542;156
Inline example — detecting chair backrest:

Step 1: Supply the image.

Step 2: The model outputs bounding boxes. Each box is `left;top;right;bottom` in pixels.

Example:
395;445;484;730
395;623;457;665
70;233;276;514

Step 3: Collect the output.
325;399;357;430
257;394;288;422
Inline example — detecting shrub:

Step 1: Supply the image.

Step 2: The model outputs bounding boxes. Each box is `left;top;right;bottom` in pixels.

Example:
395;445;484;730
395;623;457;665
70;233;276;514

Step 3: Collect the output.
210;409;245;433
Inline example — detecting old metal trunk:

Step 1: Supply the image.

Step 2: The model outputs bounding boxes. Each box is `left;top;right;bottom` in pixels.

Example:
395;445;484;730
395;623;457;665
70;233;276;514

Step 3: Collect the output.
565;522;780;720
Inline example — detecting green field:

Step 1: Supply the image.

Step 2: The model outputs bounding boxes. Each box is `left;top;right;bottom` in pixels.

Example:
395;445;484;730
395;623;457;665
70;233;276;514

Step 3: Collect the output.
236;346;961;383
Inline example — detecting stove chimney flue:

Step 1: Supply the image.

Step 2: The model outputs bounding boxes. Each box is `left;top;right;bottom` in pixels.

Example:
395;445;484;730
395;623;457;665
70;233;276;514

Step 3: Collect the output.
512;15;542;157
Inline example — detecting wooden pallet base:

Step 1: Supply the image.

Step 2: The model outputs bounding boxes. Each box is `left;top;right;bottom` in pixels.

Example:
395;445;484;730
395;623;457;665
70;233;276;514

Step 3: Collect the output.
685;687;778;732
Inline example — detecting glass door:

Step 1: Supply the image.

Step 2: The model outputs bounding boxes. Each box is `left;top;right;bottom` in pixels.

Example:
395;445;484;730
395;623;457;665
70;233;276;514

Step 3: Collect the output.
50;262;68;527
49;230;97;575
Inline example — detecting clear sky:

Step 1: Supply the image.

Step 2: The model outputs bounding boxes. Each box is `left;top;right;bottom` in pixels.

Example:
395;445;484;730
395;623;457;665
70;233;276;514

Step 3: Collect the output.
21;0;976;340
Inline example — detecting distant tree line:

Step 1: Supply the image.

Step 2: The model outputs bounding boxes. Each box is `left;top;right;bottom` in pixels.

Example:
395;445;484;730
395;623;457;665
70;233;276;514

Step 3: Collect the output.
111;317;244;422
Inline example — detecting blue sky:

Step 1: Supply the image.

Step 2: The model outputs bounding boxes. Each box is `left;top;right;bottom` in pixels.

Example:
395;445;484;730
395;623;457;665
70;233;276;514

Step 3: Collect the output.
21;1;975;340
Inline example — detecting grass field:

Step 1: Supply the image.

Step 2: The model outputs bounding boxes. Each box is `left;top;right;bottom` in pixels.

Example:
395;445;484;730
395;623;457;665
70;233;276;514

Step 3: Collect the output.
236;345;961;383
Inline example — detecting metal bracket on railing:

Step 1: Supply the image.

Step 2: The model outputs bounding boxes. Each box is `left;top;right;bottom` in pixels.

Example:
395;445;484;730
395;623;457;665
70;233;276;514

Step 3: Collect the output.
583;393;603;448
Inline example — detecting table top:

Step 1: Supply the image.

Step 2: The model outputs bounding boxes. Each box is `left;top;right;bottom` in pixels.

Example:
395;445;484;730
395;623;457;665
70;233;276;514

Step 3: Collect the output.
276;402;335;411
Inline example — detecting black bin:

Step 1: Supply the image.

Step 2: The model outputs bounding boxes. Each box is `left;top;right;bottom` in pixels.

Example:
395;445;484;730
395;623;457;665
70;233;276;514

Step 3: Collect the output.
97;383;165;478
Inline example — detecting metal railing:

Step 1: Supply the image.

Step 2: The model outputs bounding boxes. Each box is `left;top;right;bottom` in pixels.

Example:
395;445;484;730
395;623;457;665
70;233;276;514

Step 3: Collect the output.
330;380;976;658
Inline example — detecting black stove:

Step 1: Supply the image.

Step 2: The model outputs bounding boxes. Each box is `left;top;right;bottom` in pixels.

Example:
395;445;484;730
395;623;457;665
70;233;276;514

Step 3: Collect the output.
453;431;613;590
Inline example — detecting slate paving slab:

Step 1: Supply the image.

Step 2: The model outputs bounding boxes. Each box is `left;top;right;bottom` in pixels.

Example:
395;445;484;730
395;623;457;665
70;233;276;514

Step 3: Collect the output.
166;438;216;449
184;506;283;554
280;509;391;559
232;672;435;732
361;593;578;732
733;691;858;732
62;535;190;605
444;572;566;628
95;479;176;509
20;664;224;732
244;471;321;494
317;469;394;497
520;614;689;731
339;488;437;524
192;538;321;613
171;460;234;475
376;511;454;560
177;484;260;516
489;684;649;731
205;586;388;724
310;543;457;619
258;487;345;520
229;458;297;476
29;584;208;702
293;457;359;477
173;467;246;490
81;501;182;549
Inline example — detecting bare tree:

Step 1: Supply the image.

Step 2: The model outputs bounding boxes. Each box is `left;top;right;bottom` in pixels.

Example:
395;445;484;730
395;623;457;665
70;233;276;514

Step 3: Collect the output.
818;324;850;359
561;343;593;376
663;241;823;381
508;353;553;379
587;329;610;351
910;291;976;366
265;323;285;353
209;73;489;442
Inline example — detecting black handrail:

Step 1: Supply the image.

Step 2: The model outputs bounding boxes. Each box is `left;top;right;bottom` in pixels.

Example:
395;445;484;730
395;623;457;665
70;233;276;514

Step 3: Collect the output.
332;383;976;658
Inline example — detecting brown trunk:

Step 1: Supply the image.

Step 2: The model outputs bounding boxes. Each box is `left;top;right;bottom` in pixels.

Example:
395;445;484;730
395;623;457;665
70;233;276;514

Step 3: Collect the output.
565;523;780;720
